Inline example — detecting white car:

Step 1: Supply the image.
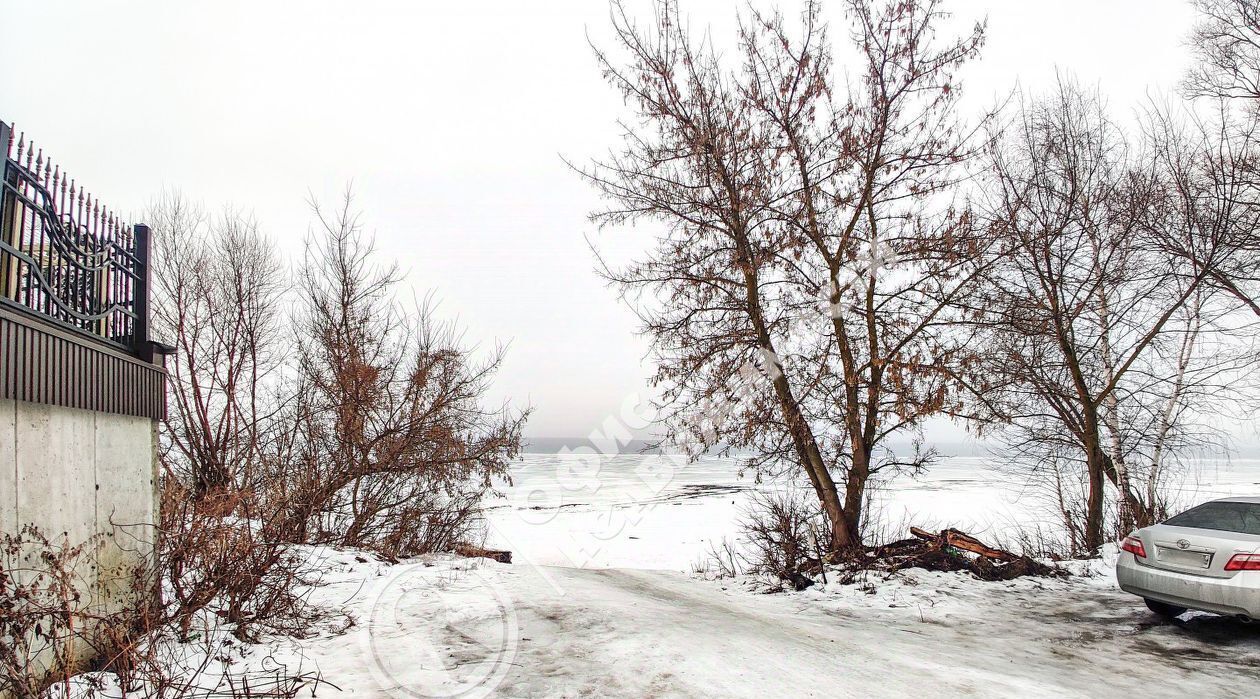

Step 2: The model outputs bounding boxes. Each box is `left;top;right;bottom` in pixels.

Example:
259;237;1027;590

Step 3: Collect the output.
1116;497;1260;620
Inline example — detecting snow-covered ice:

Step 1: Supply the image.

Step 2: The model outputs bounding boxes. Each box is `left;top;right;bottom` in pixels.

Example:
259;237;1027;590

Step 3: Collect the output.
484;452;1260;572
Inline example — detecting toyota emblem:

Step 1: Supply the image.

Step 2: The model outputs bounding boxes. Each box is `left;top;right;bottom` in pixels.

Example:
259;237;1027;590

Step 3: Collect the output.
1177;539;1191;550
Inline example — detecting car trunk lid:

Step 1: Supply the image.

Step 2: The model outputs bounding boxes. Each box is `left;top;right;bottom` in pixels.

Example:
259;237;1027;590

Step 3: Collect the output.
1139;525;1260;579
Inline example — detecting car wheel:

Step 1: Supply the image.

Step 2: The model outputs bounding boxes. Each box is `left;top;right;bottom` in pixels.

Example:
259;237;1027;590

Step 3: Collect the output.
1144;598;1187;618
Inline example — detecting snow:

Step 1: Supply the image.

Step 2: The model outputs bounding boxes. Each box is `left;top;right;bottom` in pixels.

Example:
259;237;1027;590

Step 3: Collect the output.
51;454;1260;697
483;452;1260;572
256;548;1260;697
484;453;750;571
59;544;1260;698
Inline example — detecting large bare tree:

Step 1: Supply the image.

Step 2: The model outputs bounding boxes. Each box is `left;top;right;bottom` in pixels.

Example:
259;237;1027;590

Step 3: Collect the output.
1174;0;1260;316
582;0;987;550
1185;0;1260;103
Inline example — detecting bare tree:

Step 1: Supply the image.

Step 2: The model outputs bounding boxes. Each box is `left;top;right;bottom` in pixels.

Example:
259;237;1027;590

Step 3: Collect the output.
270;193;528;555
1134;102;1260;512
1174;0;1260;318
976;81;1251;552
581;0;986;551
742;0;993;541
1184;0;1260;103
149;193;287;498
1143;103;1260;319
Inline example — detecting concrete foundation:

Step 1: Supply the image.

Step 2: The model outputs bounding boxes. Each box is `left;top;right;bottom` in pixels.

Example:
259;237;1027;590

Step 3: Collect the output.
0;398;159;688
2;399;157;549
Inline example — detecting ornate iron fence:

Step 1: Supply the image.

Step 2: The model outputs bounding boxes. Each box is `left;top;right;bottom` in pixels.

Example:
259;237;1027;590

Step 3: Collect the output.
0;120;151;358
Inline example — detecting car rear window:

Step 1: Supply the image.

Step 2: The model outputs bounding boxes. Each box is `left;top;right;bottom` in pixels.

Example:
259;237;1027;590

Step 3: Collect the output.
1163;501;1260;535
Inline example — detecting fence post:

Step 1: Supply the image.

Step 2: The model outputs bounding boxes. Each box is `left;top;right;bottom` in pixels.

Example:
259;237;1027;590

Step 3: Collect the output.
0;120;8;225
133;223;153;362
0;120;11;299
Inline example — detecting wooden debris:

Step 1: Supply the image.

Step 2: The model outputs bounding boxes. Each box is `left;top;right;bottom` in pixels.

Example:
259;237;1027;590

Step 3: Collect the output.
820;526;1066;582
895;526;1059;580
765;526;1063;590
455;545;513;564
909;527;1019;562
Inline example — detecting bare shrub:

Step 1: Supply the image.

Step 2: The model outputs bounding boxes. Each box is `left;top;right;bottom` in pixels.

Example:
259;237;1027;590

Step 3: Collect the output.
149;192;288;499
263;193;527;558
157;482;316;643
696;538;745;579
0;526;103;697
1;519;321;698
738;490;831;590
106;188;525;692
992;524;1074;563
152;188;527;561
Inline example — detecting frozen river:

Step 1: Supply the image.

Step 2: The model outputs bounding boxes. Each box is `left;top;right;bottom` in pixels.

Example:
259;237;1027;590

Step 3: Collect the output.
486;449;1260;570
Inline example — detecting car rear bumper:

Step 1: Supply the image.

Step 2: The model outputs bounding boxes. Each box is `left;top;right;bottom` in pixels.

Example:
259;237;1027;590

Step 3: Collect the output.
1117;552;1260;618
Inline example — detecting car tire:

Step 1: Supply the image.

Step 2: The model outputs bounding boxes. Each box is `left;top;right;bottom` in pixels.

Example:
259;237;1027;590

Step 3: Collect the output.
1144;598;1187;618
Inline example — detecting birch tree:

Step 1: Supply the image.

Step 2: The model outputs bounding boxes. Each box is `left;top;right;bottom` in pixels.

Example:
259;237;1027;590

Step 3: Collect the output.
979;82;1250;551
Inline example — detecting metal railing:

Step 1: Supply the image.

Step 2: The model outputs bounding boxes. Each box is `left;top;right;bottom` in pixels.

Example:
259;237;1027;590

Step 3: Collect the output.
0;120;151;359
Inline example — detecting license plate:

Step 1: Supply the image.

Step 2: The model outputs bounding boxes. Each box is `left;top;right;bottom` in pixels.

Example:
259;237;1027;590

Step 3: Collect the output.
1157;547;1212;569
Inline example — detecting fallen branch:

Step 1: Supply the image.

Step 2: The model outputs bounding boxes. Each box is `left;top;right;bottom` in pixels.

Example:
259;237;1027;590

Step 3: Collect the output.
910;527;1019;562
455;546;512;564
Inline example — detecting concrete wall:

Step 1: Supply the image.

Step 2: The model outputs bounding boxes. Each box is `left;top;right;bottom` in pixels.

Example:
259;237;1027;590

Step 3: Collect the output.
1;398;157;551
0;398;158;680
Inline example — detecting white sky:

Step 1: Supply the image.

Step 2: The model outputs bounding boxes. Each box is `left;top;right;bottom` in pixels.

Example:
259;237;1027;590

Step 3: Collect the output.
0;1;1199;439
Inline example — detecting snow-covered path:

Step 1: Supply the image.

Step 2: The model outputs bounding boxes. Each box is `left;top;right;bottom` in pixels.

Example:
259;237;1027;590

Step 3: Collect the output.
487;565;1260;698
290;551;1260;698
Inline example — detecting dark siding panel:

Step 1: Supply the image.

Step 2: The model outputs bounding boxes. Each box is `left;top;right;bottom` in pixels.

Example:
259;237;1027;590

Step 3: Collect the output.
0;310;166;420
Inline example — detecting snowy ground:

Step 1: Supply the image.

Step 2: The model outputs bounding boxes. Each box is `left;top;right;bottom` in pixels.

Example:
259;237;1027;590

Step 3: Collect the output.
58;453;1260;697
261;548;1260;698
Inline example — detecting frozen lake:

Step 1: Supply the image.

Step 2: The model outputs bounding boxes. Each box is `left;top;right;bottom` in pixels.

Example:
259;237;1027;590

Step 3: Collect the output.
485;450;1260;571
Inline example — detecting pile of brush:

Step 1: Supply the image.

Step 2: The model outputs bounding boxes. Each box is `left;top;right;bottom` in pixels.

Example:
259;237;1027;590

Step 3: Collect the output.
855;527;1063;581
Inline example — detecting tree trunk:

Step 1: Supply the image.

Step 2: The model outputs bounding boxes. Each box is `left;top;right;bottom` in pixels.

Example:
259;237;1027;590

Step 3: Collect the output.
1084;444;1107;552
731;217;857;554
841;447;871;549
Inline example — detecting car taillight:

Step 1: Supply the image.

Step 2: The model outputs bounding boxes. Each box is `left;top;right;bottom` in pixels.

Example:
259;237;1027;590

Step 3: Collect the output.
1224;554;1260;571
1121;535;1147;558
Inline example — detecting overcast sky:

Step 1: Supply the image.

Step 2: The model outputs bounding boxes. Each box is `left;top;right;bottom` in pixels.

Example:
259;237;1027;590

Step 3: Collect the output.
0;1;1199;439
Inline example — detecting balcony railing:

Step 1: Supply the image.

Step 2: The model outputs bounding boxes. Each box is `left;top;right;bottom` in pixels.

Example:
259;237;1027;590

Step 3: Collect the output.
0;120;151;359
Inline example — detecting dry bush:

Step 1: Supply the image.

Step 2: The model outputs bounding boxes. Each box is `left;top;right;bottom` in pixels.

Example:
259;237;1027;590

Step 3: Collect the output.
362;489;488;559
149;193;288;500
731;485;1064;587
697;538;744;579
738;490;831;591
1008;450;1136;558
100;190;524;693
152;189;526;564
0;526;104;697
260;194;527;559
1;519;320;698
76;586;322;699
992;524;1074;563
158;481;317;643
